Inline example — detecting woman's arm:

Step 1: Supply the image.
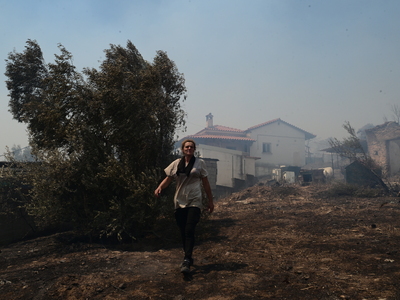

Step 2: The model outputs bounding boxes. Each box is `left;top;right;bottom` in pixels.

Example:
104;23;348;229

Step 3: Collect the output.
154;176;173;197
202;177;214;213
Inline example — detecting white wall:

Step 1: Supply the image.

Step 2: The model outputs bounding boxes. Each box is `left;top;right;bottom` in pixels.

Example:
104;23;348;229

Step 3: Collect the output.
196;144;257;188
244;156;256;176
248;121;306;176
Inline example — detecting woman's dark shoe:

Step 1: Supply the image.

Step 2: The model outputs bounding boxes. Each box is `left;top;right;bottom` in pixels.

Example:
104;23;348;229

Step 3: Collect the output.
180;259;191;274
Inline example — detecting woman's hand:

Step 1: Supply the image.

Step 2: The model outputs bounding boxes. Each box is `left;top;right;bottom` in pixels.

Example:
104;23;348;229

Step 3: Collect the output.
201;177;214;213
154;187;162;197
154;176;173;197
207;200;214;213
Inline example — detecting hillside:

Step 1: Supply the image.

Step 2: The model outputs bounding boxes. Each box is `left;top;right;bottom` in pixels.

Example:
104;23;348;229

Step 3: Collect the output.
1;184;400;299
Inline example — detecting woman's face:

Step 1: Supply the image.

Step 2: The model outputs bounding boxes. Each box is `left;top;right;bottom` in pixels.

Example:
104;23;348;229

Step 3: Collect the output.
182;142;195;156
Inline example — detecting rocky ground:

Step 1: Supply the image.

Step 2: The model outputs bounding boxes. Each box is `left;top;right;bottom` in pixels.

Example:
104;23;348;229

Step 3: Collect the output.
1;183;400;300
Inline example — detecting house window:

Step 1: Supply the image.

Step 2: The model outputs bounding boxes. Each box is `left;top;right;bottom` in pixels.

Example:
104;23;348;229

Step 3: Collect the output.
262;143;271;153
226;146;236;150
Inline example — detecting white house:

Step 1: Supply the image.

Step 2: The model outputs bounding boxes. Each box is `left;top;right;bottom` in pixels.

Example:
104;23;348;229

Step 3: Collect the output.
178;113;315;190
245;118;316;177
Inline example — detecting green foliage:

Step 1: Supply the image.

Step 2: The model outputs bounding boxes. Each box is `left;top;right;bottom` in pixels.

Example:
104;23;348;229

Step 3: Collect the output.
0;167;25;217
5;40;187;240
5;40;48;123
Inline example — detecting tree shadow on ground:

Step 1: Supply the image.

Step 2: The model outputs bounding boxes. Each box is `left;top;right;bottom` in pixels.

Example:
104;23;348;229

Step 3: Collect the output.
129;217;238;252
45;216;238;255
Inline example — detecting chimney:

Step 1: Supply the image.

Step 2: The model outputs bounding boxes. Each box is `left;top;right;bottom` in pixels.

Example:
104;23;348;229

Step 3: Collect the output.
206;113;213;128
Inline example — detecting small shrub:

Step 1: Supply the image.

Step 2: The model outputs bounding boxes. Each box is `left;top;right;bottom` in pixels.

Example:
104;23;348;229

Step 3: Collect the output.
322;182;384;198
271;186;299;199
354;187;384;198
321;182;358;197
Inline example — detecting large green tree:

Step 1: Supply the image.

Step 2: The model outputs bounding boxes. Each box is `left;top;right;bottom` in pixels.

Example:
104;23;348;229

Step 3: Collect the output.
5;40;186;240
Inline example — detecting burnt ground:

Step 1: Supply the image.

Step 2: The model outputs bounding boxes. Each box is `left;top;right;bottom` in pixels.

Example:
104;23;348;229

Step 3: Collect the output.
1;183;400;300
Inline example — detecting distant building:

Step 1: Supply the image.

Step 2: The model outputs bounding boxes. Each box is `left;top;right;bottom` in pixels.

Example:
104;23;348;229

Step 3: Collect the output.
177;114;315;193
245;118;316;177
366;121;400;176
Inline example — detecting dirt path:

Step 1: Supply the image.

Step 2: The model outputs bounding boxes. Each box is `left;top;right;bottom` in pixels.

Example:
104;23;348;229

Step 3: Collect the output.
1;184;400;299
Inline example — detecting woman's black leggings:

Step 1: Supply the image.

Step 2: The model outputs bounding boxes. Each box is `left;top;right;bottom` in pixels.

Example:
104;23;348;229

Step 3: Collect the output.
174;207;201;260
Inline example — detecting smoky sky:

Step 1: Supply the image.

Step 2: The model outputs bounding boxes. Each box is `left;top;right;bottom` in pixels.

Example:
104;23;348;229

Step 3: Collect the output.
1;0;400;153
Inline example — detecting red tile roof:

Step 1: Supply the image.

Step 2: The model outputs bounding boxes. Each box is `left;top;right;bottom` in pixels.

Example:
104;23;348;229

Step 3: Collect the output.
180;118;315;143
186;134;255;142
208;125;244;133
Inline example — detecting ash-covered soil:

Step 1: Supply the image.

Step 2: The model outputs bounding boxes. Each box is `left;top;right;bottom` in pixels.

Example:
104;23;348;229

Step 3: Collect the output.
1;184;400;300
